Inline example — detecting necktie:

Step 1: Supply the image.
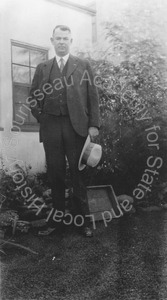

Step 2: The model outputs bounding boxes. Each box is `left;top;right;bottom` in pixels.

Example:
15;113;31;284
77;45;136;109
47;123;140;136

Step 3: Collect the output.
59;58;64;73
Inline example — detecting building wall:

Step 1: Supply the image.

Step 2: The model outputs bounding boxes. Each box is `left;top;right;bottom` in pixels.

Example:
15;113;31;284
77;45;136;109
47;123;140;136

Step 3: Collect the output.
0;0;94;173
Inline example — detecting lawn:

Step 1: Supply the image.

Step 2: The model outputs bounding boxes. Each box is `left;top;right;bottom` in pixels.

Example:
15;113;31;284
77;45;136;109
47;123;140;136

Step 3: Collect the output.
1;211;167;300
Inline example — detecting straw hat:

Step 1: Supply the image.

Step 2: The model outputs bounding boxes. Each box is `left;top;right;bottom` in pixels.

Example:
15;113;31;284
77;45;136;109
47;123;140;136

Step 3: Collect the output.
78;135;102;171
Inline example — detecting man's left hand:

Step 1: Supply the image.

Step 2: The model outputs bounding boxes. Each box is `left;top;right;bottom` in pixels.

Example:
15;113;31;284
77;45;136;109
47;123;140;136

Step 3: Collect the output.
88;127;99;141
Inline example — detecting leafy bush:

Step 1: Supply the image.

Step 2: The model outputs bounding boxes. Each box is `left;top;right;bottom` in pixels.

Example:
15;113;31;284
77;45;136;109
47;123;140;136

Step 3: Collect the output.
0;164;48;211
85;22;167;205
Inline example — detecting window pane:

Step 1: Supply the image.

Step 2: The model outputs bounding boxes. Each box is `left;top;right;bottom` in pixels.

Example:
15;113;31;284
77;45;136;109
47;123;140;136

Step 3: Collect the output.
30;50;46;67
13;65;30;83
14;104;29;123
29;112;38;123
13;85;29;104
14;103;37;124
12;46;29;65
12;43;48;127
30;68;36;82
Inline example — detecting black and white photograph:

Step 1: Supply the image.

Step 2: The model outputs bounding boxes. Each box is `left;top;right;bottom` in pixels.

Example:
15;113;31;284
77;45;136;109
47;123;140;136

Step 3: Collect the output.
0;0;167;299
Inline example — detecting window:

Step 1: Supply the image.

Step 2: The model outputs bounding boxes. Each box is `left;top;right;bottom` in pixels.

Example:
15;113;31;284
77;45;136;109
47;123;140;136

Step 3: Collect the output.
11;41;48;131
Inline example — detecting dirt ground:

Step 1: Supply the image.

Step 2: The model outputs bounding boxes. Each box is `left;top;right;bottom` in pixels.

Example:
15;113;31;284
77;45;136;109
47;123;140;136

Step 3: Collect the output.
1;211;167;300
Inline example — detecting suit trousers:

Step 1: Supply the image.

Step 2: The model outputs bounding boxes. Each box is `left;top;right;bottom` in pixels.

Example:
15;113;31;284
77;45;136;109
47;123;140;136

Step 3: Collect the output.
40;113;90;228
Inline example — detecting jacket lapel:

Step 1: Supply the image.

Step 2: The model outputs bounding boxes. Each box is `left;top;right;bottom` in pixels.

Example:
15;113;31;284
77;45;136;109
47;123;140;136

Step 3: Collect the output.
41;55;78;83
41;57;55;83
66;55;78;79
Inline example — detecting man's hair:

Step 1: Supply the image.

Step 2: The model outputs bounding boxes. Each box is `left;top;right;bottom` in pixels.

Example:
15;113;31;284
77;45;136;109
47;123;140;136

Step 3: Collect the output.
52;25;71;36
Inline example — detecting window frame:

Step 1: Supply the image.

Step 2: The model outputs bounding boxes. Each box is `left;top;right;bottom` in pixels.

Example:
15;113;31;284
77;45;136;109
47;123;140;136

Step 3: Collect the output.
11;40;49;132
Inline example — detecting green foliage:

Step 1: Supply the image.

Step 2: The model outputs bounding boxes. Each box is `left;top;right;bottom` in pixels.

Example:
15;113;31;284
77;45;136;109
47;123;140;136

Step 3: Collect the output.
87;22;167;203
0;164;48;211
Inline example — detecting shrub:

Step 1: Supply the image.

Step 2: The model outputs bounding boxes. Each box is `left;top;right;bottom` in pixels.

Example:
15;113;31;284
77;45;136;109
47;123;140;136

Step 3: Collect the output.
85;22;167;205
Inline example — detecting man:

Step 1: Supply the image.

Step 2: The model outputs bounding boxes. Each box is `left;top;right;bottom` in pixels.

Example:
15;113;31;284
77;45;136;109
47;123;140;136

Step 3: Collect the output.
30;25;100;237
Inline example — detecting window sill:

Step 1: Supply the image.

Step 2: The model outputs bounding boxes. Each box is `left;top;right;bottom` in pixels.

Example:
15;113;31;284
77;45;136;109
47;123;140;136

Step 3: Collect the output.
11;125;39;132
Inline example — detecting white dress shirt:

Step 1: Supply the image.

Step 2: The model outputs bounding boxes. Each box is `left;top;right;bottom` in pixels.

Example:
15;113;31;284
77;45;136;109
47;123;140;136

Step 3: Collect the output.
55;53;69;69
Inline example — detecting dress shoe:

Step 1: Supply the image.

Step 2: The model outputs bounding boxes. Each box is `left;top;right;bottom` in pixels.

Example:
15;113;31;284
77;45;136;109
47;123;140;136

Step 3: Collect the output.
82;226;93;237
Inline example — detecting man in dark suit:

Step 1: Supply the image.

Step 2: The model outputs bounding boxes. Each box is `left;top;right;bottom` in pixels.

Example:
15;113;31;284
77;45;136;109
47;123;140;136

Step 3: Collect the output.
30;25;100;237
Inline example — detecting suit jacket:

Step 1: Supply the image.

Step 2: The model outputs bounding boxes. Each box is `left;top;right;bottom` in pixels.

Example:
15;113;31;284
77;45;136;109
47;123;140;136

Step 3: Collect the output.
29;54;100;142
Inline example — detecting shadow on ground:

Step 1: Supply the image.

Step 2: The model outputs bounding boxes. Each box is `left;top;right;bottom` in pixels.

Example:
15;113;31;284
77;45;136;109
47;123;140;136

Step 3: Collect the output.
1;211;167;300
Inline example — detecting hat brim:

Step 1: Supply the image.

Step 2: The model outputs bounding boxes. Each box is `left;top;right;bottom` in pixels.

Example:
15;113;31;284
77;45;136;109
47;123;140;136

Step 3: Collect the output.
78;135;91;171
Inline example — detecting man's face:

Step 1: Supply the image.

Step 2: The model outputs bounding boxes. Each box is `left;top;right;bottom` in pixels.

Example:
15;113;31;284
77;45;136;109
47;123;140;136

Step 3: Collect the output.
51;28;72;57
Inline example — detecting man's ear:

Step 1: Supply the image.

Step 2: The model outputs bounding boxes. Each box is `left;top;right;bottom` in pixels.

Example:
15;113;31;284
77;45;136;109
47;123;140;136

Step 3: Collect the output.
50;37;54;45
70;38;73;45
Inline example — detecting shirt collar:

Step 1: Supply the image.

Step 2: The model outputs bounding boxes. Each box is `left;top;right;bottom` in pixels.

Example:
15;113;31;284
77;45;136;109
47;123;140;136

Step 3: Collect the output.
55;53;69;65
